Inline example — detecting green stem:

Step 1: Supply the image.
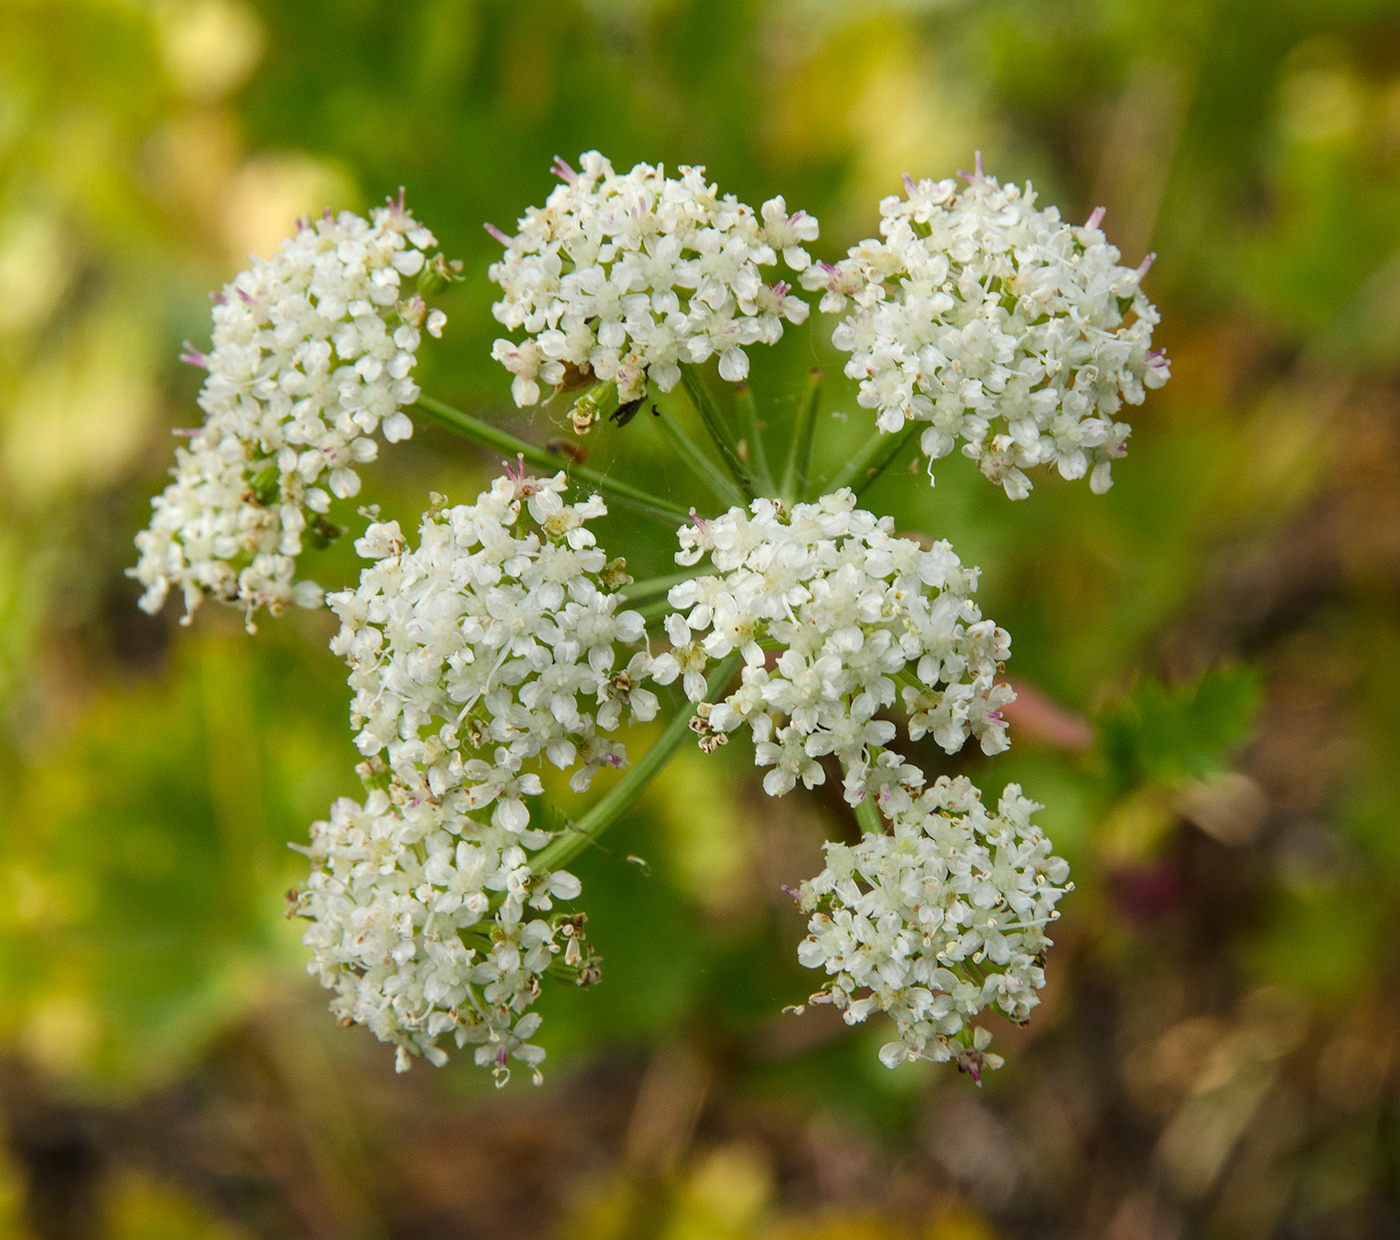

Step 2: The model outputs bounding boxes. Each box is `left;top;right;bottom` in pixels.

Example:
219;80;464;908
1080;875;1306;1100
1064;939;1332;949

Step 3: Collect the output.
854;795;882;836
680;364;754;498
734;384;776;496
619;570;697;603
531;654;742;875
635;596;677;625
653;405;746;509
826;422;922;498
411;396;689;526
779;369;824;506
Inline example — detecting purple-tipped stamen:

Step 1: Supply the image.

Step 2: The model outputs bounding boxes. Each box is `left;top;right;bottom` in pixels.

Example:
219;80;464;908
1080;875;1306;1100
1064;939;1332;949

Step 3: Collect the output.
237;288;254;305
179;344;208;368
210;292;226;305
551;155;577;184
688;507;711;536
771;280;791;298
959;151;986;184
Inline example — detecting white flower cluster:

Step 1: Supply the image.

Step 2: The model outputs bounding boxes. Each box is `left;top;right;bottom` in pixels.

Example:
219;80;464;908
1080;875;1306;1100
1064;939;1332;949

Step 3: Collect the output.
132;197;449;626
295;468;666;1080
805;162;1170;499
488;151;816;408
796;777;1070;1079
666;489;1014;807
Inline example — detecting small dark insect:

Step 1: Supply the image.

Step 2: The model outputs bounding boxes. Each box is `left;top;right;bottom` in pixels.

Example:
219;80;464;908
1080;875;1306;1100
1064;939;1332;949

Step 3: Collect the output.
308;515;344;549
609;396;645;427
545;437;588;464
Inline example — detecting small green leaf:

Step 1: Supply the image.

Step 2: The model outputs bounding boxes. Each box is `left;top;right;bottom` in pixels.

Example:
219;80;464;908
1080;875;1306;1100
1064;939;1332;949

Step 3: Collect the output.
1099;666;1263;793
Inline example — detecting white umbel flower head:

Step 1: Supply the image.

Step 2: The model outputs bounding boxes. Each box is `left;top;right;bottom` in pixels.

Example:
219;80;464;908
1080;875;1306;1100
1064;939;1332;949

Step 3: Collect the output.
131;194;451;627
795;777;1070;1080
488;152;816;408
804;156;1170;499
657;489;1014;808
294;466;666;1080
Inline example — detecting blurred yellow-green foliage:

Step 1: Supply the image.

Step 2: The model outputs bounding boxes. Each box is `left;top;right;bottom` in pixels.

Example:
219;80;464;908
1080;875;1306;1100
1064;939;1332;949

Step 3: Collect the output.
3;0;1400;1236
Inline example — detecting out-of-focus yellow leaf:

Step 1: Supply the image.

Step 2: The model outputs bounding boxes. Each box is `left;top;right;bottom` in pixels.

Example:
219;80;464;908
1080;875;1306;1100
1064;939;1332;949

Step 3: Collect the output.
107;1169;250;1240
220;152;357;263
156;0;266;103
3;308;157;502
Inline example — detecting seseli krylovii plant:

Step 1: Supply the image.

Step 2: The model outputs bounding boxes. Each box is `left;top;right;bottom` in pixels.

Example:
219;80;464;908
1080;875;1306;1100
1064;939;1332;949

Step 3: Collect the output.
134;152;1167;1085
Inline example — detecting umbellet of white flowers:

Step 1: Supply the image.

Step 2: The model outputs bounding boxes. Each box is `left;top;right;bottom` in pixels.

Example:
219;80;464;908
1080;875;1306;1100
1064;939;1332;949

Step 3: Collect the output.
803;156;1170;499
487;151;816;415
794;776;1071;1081
131;196;450;627
293;467;667;1080
664;489;1014;808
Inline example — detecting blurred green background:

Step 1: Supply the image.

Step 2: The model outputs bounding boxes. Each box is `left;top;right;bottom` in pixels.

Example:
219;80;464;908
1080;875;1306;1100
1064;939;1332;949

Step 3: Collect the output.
3;0;1400;1236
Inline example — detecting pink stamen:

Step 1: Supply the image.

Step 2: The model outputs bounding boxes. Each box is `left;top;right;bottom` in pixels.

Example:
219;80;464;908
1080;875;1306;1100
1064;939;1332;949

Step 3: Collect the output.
171;427;200;437
604;753;625;768
771;280;791;298
958;151;986;184
502;452;528;483
688;508;711;536
1137;252;1157;275
551;155;577;184
484;222;512;245
1086;206;1106;229
781;885;799;900
323;207;334;224
396;186;406;213
211;292;226;305
237;288;254;305
902;172;917;195
179;344;208;368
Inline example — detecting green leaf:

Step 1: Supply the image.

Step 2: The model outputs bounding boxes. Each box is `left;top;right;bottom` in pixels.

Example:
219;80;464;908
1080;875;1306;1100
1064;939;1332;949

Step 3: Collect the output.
1099;666;1263;793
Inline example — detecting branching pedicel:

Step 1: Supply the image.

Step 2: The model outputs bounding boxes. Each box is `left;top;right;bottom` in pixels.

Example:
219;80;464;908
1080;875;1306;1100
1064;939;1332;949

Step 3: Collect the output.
136;155;1166;1085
